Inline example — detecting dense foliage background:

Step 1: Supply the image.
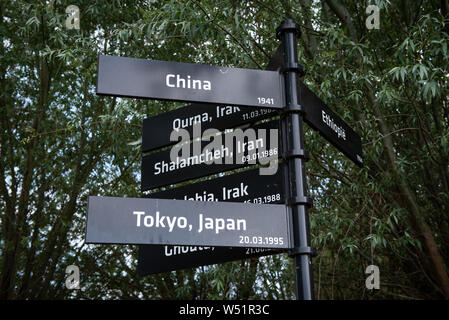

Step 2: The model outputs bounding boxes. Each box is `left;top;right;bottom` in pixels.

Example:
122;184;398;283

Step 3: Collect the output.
0;0;448;299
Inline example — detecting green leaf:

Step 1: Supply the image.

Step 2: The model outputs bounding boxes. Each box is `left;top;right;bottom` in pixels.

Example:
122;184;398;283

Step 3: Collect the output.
419;65;428;80
127;138;142;146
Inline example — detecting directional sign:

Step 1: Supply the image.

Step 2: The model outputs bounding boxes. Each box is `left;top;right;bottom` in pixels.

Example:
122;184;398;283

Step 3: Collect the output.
298;82;363;167
138;168;285;275
141;47;283;153
96;55;284;108
142;104;277;152
141;120;280;191
146;167;284;203
138;246;281;276
86;196;290;249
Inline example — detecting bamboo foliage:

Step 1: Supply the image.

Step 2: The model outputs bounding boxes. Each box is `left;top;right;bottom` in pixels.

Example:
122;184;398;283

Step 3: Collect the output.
0;0;448;299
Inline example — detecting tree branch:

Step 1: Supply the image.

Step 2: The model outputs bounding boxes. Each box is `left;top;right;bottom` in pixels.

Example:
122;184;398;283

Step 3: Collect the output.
191;0;263;68
323;0;358;42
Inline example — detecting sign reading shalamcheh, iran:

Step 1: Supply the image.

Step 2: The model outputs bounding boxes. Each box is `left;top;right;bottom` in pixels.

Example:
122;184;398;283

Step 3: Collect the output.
86;196;290;249
96;55;284;108
141;120;280;191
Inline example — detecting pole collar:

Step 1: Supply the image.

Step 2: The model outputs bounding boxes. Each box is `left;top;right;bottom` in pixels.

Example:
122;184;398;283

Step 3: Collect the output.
281;62;305;77
289;246;317;257
288;196;313;207
276;19;301;39
280;103;305;115
282;149;310;161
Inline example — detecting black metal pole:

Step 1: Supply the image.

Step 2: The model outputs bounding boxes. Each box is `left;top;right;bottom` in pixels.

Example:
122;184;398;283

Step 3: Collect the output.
277;19;315;300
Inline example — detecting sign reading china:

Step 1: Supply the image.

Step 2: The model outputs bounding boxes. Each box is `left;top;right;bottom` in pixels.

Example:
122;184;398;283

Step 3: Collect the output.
96;55;284;108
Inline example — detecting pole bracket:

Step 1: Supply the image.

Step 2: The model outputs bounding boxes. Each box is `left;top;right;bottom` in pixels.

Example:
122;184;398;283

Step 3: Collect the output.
282;148;310;161
288;196;313;207
288;246;317;258
281;62;305;77
280;103;305;116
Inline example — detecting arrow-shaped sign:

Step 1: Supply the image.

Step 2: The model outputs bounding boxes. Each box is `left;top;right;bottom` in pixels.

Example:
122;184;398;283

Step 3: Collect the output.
97;55;284;108
298;82;363;166
141;120;280;191
86;196;291;249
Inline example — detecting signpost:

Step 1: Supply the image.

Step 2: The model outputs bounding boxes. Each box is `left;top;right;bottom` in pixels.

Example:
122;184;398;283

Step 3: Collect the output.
138;168;285;275
85;196;290;249
91;20;363;300
277;19;315;300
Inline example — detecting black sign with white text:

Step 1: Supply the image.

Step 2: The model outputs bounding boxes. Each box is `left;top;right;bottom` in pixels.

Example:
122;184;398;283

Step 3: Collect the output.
142;104;277;152
86;196;290;248
138;168;285;275
97;55;284;108
147;167;284;203
138;246;281;276
298;82;363;167
141;120;280;191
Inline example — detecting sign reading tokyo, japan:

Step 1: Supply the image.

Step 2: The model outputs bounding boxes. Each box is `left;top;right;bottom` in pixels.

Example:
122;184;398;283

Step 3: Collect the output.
86;196;290;249
96;55;284;109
